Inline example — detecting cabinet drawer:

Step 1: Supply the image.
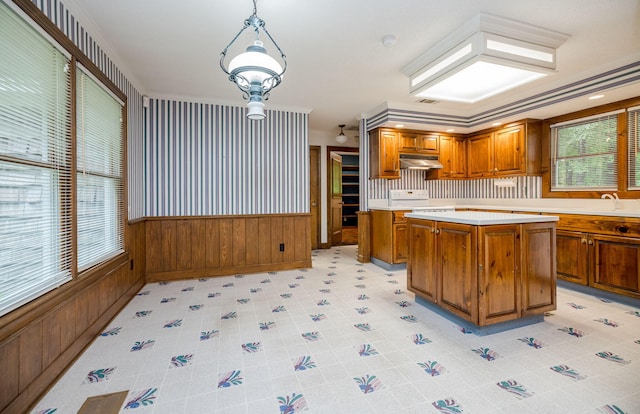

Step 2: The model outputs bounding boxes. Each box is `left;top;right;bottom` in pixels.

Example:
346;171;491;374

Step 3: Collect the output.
393;211;408;223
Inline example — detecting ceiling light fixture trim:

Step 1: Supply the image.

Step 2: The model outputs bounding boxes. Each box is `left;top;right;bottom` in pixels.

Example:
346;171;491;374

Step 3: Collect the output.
402;13;570;104
220;0;287;120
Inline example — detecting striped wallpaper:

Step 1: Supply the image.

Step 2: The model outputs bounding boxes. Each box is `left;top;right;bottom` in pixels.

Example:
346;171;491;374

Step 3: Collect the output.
31;0;146;219
144;99;309;216
367;171;542;201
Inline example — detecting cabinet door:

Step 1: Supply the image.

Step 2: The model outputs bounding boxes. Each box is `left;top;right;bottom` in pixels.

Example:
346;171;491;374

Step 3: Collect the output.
438;222;477;323
437;136;454;177
381;130;400;177
451;138;467;177
399;132;418;151
494;124;525;175
393;224;408;263
369;129;400;179
467;132;493;177
590;234;640;297
556;230;589;285
521;222;556;315
477;224;521;325
407;220;438;303
417;134;439;153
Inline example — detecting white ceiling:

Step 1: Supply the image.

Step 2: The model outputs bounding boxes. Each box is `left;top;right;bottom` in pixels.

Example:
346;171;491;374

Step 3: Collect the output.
62;0;640;135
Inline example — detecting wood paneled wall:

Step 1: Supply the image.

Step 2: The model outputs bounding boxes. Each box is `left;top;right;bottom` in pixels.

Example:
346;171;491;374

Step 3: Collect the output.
0;221;145;414
145;214;312;281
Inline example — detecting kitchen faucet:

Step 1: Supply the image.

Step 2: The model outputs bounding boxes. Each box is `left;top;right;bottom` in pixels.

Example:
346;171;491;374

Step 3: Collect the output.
601;193;619;210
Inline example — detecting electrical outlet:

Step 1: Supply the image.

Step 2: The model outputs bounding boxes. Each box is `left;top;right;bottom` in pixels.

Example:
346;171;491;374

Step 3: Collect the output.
279;243;285;252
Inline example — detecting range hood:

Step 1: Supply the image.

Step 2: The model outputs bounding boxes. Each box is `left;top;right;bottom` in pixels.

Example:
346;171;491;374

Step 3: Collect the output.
399;154;443;169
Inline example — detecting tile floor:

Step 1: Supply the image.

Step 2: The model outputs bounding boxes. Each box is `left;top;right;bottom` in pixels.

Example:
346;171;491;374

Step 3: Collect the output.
33;246;640;413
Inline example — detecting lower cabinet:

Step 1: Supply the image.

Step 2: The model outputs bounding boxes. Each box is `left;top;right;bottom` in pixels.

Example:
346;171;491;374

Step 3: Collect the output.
408;219;556;326
556;230;589;285
371;209;409;265
557;229;640;297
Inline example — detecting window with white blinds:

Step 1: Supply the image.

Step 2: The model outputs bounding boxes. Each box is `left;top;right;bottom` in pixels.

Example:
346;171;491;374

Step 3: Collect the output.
76;68;124;271
628;106;640;190
550;111;620;191
0;3;72;316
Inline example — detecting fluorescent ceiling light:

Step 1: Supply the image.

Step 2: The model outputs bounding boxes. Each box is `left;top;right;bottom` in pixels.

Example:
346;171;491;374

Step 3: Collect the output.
416;61;547;103
402;13;570;104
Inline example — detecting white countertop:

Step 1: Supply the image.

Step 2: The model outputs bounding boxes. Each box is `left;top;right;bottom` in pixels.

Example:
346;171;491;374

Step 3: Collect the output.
368;198;640;218
405;211;559;225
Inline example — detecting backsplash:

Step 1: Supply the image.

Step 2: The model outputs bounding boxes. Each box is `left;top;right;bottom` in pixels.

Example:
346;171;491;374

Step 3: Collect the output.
367;170;542;201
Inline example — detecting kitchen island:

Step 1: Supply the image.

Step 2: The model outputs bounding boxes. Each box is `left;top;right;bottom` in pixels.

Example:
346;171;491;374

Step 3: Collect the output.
406;211;558;333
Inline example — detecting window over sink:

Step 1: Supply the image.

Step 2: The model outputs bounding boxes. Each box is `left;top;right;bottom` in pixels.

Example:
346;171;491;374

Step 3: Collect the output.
543;99;640;197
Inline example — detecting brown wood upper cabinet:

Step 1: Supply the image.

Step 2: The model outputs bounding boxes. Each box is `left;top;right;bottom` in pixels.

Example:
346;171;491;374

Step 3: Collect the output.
467;121;542;178
398;131;439;154
369;128;400;179
427;135;466;179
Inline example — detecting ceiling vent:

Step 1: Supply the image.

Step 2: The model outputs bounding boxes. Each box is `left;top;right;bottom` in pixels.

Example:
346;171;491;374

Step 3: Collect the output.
417;98;439;104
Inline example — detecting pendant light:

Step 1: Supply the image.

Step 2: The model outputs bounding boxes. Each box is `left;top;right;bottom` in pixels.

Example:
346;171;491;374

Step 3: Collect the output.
336;124;348;144
220;0;287;120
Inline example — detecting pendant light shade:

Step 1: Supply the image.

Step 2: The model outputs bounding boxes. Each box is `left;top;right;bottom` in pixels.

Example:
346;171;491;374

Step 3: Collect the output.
220;1;287;120
336;124;348;144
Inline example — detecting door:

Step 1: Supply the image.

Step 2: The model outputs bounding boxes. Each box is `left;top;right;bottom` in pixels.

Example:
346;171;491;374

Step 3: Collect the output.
591;234;640;296
521;222;556;315
438;222;477;323
556;230;589;285
478;224;521;325
309;146;320;250
494;124;524;175
330;152;343;245
407;219;438;303
467;132;493;177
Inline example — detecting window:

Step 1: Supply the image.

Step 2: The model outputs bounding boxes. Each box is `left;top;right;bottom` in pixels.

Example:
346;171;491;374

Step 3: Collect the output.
76;68;124;270
0;3;125;317
550;111;621;191
0;3;72;316
628;106;640;190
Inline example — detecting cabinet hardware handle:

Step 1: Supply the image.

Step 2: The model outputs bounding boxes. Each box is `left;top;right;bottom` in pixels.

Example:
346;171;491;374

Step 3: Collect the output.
588;240;593;245
581;239;587;244
435;229;440;234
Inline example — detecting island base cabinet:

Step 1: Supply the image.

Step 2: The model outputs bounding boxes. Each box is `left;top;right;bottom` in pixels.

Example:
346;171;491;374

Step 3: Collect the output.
477;225;520;325
407;220;438;302
521;223;557;315
408;218;557;327
439;223;478;324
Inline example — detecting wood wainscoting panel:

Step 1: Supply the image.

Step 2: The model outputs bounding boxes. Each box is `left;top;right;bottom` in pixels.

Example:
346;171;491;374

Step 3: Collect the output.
0;220;145;414
191;219;206;270
0;338;19;411
145;214;311;281
245;217;260;266
205;219;221;268
176;220;193;271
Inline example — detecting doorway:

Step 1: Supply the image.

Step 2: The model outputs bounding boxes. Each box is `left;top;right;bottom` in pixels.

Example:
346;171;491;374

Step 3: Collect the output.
327;146;359;246
310;146;320;250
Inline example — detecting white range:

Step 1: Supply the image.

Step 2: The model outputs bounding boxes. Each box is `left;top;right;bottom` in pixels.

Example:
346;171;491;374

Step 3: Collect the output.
369;189;455;212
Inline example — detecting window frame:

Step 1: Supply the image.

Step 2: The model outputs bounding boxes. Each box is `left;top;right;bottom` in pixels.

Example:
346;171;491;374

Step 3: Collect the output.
542;97;640;199
0;0;128;317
